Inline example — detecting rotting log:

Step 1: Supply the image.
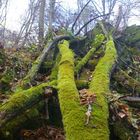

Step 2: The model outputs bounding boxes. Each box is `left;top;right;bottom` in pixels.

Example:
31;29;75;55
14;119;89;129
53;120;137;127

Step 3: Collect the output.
75;34;105;75
120;96;140;108
0;80;57;128
113;69;140;95
88;36;117;139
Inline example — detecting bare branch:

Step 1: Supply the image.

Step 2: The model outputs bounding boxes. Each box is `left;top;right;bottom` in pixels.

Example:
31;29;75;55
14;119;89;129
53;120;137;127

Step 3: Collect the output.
71;0;91;33
75;13;110;36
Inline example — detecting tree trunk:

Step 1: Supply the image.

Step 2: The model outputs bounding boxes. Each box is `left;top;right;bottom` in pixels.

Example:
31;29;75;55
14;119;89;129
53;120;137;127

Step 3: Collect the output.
88;36;117;139
38;0;46;48
48;0;56;34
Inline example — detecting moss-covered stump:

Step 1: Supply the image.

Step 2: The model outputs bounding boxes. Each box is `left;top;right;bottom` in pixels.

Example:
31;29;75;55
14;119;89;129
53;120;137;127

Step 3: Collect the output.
88;37;117;139
75;34;105;75
0;81;56;128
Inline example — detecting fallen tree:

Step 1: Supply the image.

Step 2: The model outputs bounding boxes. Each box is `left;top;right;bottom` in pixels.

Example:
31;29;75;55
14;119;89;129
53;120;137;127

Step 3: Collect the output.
57;40;87;140
57;30;117;139
88;36;117;139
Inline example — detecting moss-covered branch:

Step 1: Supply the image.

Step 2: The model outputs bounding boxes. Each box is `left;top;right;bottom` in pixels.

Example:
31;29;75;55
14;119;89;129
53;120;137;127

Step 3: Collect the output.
57;40;83;140
0;81;56;128
75;34;105;74
88;36;117;139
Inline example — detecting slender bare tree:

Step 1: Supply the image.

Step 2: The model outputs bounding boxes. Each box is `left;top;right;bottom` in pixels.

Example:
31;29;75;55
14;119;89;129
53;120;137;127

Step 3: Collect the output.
48;0;56;34
38;0;46;48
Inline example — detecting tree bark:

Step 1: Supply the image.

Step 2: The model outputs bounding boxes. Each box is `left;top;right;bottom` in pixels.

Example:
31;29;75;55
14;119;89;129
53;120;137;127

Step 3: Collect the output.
48;0;56;34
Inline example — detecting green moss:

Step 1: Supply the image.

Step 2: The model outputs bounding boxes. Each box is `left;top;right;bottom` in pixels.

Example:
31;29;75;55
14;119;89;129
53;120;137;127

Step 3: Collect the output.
0;80;57;127
58;40;111;140
87;58;100;71
89;37;117;140
58;40;86;140
75;80;89;89
75;34;105;74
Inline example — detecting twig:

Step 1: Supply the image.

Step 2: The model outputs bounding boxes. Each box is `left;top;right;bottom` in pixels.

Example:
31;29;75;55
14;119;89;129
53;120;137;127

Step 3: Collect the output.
75;14;109;36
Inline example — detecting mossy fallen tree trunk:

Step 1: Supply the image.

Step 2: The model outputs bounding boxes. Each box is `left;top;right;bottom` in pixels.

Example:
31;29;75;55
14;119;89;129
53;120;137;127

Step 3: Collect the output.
58;40;101;140
0;81;56;128
57;39;117;140
113;69;140;95
88;36;117;139
57;40;85;140
75;34;105;75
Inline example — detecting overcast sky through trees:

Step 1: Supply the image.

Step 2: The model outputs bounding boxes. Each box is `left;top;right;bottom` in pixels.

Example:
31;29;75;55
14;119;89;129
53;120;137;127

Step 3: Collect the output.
6;0;140;31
